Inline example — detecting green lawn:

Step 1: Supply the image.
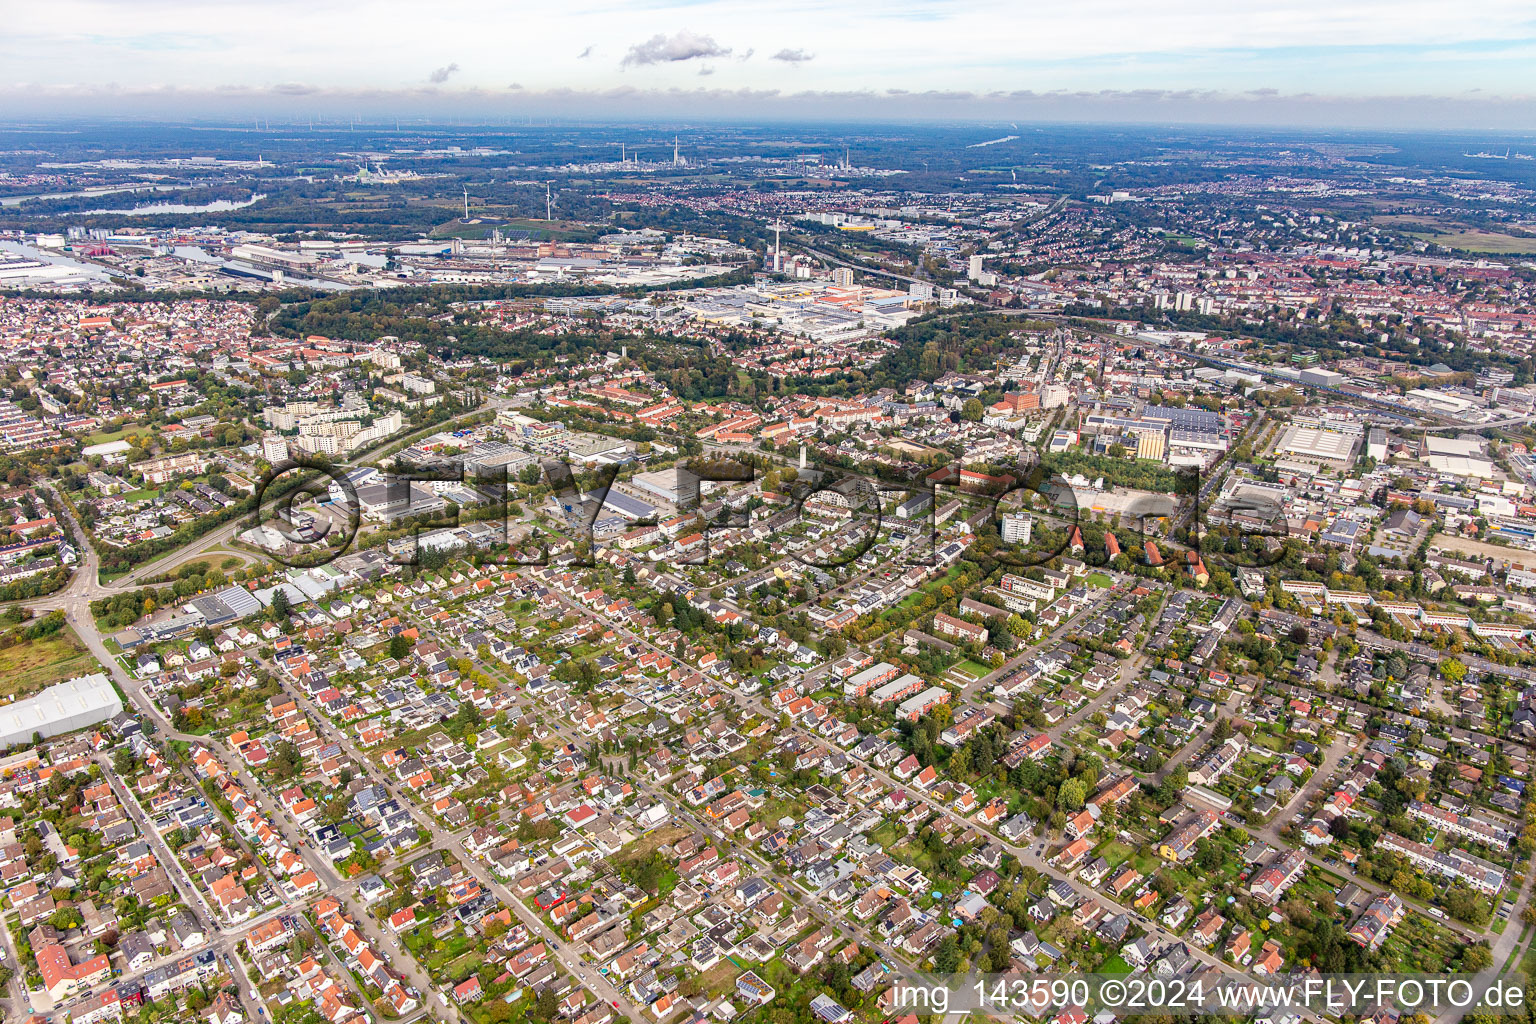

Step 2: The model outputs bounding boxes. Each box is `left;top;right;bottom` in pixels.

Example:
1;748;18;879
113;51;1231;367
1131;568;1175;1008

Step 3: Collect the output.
1519;940;1536;980
1095;839;1136;869
1101;954;1133;974
870;820;905;850
1250;729;1285;752
1499;932;1524;974
85;427;131;445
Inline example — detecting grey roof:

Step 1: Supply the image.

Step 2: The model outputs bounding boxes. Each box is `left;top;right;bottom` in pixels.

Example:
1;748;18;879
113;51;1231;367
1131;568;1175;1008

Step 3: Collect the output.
588;489;656;519
188;595;237;625
214;585;262;618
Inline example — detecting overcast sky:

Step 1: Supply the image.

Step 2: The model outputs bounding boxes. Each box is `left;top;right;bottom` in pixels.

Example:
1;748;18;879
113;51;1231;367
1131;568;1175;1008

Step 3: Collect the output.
7;0;1536;126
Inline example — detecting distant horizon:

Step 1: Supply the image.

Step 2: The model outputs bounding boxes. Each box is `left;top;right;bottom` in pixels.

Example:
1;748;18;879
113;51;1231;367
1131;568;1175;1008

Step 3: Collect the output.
7;90;1536;133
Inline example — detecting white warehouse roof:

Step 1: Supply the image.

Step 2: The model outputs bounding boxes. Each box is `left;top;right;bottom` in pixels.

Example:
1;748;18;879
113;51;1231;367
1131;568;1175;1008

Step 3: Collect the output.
0;673;123;748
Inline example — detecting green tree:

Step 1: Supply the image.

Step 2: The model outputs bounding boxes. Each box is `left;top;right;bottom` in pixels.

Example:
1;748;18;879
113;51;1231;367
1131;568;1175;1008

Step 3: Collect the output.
270;740;302;779
1439;657;1468;684
1462;944;1493;971
388;634;412;661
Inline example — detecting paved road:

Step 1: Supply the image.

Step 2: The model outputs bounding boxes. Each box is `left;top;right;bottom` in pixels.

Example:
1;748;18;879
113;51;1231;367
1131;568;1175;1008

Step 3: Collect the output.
1138;690;1248;791
1261;608;1536;759
520;584;965;963
31;432;1525;1024
97;754;224;932
268;673;640;1020
14;750;292;1020
26;402;503;602
1258;731;1351;845
534;572;1331;1022
19;509;439;1020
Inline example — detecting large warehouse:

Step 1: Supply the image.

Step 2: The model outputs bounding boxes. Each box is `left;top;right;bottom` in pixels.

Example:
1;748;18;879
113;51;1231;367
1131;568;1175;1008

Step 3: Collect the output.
0;673;123;748
1421;435;1497;479
630;468;684;506
1274;424;1360;471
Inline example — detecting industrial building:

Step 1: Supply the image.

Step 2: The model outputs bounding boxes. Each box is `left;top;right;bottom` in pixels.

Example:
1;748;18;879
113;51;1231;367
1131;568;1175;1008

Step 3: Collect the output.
1140;406;1224;432
0;674;123;748
1135;431;1166;461
1421;435;1496;479
1299;367;1346;389
591;489;657;521
356;481;448;522
1274;424;1359;471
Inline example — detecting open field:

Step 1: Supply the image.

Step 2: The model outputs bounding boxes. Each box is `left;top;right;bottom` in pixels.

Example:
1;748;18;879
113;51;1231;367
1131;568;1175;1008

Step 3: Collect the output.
0;625;102;697
1406;230;1536;254
951;659;991;680
85;426;132;446
137;550;254;586
610;825;688;868
1370;214;1536;254
1429;537;1531;566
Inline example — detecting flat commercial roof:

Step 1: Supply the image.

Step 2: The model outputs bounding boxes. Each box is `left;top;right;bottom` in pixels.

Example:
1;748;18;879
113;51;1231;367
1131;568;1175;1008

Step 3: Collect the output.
1142;406;1223;431
187;595;236;625
586;489;656;520
0;673;123;748
1424;435;1484;458
214;585;261;618
631;468;683;504
1278;425;1358;462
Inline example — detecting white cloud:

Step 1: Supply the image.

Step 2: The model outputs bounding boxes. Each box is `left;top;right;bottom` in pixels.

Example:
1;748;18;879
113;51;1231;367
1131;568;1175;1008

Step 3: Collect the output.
6;0;1536;107
621;30;730;67
428;62;459;84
